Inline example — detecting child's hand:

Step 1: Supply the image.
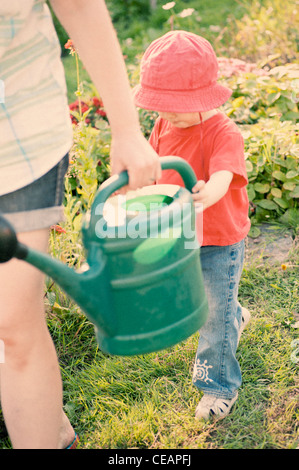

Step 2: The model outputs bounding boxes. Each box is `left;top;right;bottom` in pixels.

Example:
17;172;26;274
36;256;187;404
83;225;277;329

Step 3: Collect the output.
192;171;233;212
192;180;208;213
192;180;206;195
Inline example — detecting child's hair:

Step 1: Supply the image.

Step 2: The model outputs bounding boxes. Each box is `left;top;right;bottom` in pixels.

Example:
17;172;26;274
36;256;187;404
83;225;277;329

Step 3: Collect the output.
133;30;232;113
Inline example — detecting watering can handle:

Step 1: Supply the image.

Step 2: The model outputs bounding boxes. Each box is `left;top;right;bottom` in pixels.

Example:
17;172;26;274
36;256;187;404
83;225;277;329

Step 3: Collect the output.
93;156;197;208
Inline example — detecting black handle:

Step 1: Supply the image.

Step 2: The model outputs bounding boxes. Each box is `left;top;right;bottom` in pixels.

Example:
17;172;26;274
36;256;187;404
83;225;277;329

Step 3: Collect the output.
0;216;28;263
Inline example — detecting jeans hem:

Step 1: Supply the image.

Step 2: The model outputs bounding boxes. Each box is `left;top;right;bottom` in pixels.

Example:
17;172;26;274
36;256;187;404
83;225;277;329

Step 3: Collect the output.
3;206;65;232
194;384;239;401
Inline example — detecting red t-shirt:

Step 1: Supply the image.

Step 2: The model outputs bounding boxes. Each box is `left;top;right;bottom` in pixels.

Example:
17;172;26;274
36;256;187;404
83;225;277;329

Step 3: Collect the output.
149;112;251;246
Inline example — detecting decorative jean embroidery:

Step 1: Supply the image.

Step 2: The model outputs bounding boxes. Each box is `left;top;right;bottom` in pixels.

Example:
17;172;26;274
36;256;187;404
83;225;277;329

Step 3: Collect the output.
193;359;213;384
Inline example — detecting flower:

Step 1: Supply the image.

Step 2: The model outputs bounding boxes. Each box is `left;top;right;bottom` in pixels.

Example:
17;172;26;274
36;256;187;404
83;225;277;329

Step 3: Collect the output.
162;2;176;10
92;96;103;107
68;96;107;127
69;100;80;111
281;263;287;270
178;8;195;18
64;39;75;53
96;108;106;117
51;224;66;234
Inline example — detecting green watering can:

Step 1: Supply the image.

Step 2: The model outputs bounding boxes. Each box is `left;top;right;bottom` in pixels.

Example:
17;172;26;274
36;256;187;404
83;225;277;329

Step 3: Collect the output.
0;156;208;356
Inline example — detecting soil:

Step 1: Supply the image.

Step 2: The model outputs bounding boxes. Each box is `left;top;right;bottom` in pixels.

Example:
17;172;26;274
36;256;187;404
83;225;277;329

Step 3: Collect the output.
245;223;298;266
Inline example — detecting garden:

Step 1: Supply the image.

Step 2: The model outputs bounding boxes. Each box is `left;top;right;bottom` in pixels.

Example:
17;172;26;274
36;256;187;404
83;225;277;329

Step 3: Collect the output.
1;0;298;450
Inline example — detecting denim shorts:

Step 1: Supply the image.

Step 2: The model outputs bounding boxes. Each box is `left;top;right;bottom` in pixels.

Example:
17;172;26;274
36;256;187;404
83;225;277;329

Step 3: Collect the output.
0;154;69;233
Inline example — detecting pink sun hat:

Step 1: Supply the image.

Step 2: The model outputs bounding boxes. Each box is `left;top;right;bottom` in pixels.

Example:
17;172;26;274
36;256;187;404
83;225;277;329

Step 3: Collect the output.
133;30;232;113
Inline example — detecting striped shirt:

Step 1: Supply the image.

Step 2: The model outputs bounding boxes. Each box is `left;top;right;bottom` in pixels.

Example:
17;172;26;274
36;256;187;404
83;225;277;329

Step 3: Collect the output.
0;0;73;196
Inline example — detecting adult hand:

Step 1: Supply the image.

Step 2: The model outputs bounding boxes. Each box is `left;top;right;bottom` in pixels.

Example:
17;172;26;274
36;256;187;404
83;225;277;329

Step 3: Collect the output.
110;131;161;190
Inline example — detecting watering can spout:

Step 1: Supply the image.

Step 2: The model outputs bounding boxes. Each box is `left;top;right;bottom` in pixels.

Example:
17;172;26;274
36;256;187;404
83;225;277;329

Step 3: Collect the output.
0;215;114;336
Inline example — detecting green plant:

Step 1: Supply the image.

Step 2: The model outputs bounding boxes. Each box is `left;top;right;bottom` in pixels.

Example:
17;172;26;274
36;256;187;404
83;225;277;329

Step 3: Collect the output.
63;39;111;211
218;0;299;64
67;121;111;212
221;63;299;124
242;118;299;228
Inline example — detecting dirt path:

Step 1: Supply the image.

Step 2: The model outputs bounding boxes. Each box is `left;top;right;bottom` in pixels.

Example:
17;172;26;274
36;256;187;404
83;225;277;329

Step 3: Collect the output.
245;223;298;266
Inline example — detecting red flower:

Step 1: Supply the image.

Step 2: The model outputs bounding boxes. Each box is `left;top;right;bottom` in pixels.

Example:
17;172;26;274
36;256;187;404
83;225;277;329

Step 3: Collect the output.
96;108;106;116
69;100;79;110
64;39;75;53
81;103;89;113
92;96;103;107
51;224;66;234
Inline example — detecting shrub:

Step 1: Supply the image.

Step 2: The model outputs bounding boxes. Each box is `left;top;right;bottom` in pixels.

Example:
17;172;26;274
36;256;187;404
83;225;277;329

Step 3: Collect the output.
217;60;299;229
66;120;111;213
217;0;299;64
241;118;299;228
221;62;299;124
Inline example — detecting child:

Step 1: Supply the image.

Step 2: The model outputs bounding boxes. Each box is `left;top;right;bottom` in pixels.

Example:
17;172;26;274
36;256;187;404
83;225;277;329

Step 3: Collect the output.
0;0;160;449
133;30;251;420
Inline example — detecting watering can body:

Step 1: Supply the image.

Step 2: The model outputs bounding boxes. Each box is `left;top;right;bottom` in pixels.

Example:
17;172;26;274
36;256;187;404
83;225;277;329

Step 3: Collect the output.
0;156;208;356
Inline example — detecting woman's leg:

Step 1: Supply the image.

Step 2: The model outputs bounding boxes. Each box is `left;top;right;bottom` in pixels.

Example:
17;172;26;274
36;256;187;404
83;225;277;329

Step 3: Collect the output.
0;228;73;448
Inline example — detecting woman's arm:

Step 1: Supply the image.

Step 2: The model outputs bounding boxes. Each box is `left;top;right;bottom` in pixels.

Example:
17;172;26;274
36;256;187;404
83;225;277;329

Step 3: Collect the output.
50;0;161;188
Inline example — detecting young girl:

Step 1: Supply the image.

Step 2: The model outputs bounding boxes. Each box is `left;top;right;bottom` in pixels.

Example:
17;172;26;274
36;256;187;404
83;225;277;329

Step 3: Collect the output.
133;30;251;420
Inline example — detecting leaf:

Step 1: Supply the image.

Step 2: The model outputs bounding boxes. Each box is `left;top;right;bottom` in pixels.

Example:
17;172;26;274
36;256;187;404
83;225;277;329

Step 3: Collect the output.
267;92;281;105
289;185;299;198
286;170;299;179
270;284;283;290
273;197;289;209
246;160;254;172
254;182;270;193
271;188;282;198
279;208;299;229
247;185;256;201
283;181;296;191
282;111;299;121
272;170;286;182
248;226;261;238
232;96;245;108
46;291;56;307
256;199;278;210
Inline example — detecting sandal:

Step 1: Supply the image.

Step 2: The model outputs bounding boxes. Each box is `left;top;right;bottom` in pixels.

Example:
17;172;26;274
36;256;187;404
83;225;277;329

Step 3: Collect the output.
195;393;238;421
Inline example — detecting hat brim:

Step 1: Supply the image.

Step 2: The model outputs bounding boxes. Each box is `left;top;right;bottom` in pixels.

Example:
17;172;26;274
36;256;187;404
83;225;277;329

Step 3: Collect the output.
132;82;232;113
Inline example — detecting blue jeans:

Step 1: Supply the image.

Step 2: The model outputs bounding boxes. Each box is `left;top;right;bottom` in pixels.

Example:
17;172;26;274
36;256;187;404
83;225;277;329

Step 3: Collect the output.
192;240;245;400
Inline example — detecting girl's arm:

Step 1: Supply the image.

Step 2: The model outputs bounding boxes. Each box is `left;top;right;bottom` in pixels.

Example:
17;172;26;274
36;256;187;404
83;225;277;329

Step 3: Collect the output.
50;0;161;189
